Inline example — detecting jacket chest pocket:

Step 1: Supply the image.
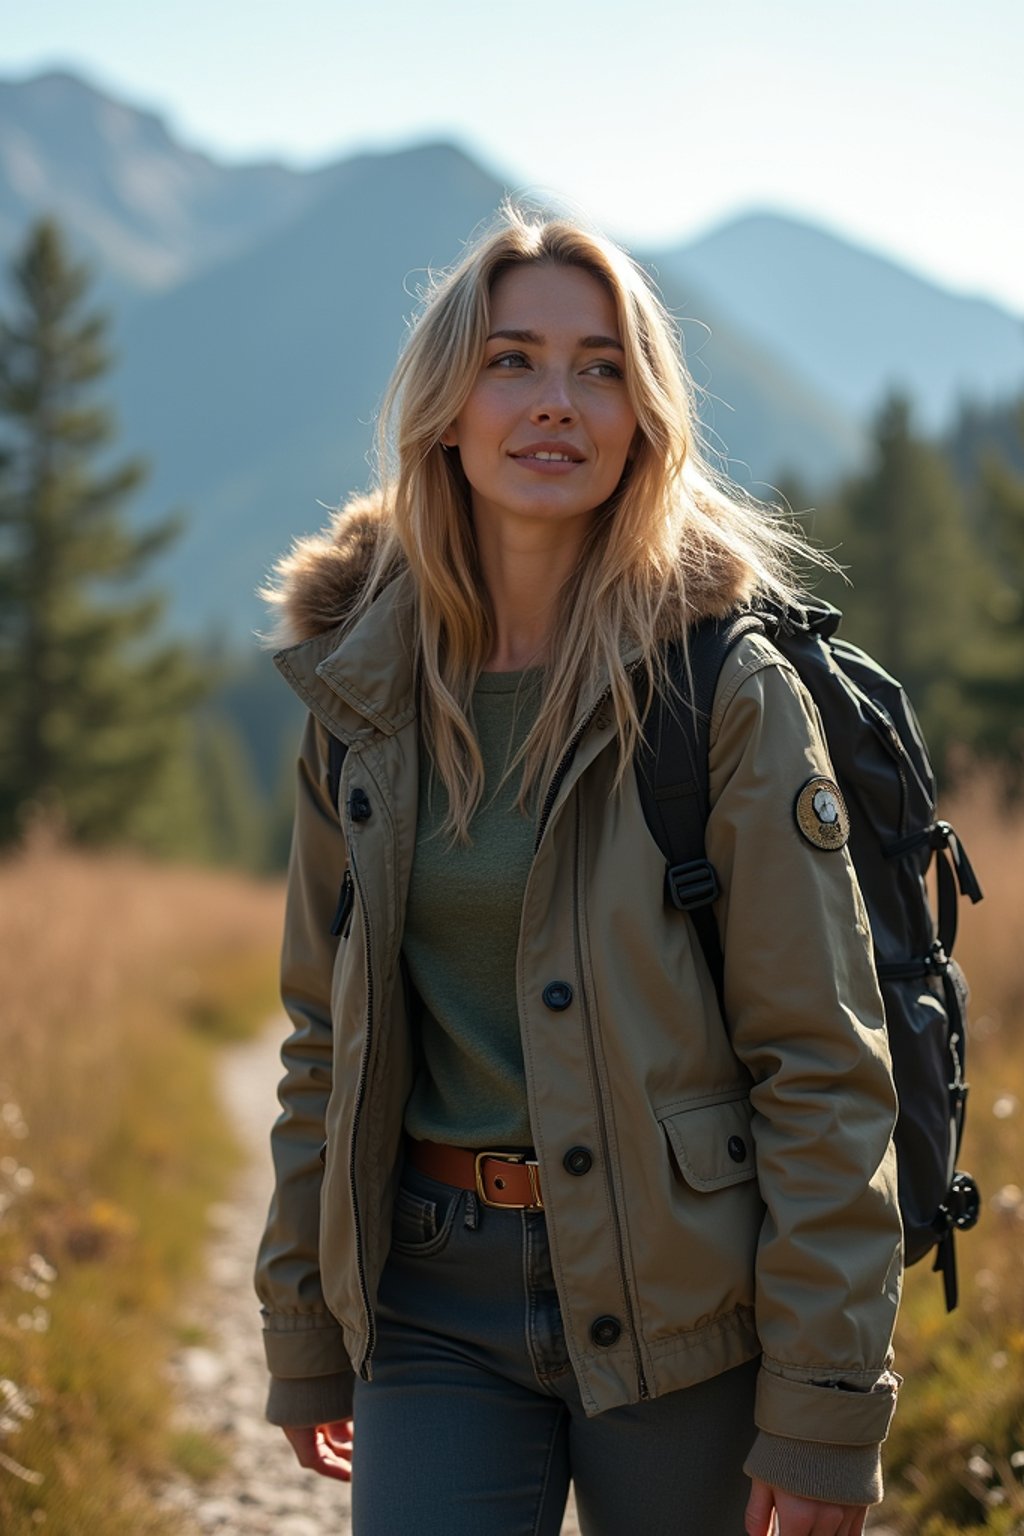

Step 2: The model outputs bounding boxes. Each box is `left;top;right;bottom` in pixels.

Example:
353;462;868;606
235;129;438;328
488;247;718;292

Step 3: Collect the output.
659;1096;757;1191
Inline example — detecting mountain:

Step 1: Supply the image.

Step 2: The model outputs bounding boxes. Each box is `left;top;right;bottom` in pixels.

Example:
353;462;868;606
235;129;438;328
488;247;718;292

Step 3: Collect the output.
662;210;1024;435
0;68;1020;641
0;68;338;311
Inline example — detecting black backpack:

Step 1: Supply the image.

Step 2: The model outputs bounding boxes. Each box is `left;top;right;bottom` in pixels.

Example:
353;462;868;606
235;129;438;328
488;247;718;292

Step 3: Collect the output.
324;596;984;1308
634;598;984;1310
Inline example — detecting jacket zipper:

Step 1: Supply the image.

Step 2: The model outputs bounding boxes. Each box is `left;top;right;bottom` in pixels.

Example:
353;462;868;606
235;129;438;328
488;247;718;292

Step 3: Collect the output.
330;868;354;938
572;796;650;1402
345;836;377;1380
534;691;609;854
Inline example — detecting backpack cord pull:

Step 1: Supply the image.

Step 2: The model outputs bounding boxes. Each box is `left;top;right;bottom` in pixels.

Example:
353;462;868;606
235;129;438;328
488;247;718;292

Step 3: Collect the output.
930;821;984;904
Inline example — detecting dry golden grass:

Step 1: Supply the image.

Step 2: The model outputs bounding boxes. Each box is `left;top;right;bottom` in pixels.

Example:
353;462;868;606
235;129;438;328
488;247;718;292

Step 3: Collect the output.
0;830;283;1534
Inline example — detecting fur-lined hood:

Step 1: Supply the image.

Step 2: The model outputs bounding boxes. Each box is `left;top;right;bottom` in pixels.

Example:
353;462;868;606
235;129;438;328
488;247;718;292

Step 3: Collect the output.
261;487;758;653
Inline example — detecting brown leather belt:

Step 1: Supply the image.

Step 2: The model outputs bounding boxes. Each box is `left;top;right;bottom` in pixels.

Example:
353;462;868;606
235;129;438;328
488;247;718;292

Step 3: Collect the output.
407;1138;544;1210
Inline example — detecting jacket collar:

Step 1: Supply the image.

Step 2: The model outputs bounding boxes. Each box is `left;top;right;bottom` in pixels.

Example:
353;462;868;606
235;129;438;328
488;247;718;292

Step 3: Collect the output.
274;576;417;745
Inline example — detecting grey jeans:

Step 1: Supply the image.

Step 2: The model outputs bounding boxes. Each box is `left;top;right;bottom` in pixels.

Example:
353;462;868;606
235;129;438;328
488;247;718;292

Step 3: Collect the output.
351;1161;759;1536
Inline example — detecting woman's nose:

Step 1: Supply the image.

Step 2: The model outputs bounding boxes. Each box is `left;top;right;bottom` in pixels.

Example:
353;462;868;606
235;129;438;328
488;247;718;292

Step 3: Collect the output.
530;370;576;424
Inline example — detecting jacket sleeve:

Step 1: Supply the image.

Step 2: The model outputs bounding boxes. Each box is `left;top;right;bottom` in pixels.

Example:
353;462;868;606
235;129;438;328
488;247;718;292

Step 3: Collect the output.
253;710;355;1425
705;640;902;1498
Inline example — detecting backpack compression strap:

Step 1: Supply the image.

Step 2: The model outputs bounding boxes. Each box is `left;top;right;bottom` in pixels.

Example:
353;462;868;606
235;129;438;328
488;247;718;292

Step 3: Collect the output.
634;611;764;1013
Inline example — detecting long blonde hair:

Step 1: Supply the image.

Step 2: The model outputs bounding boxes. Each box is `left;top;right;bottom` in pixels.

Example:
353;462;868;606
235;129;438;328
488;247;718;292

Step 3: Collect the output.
349;203;823;841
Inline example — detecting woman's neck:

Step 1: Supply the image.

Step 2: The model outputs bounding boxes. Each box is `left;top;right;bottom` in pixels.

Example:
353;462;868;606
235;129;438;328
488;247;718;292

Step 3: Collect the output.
474;513;588;672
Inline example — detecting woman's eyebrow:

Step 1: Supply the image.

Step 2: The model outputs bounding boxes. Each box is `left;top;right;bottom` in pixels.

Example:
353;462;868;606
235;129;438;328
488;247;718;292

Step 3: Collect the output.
486;328;624;352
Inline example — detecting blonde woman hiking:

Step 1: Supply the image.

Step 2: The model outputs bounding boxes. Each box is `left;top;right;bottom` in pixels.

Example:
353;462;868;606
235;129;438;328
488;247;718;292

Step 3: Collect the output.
254;206;902;1536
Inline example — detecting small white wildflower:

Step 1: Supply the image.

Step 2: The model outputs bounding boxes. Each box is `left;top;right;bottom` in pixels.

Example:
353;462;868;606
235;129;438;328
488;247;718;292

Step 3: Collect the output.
0;1156;18;1177
28;1254;56;1283
1;1102;23;1126
14;1307;49;1333
993;1095;1019;1119
12;1166;33;1191
968;1453;994;1479
991;1184;1023;1214
1010;1449;1024;1469
0;1376;36;1438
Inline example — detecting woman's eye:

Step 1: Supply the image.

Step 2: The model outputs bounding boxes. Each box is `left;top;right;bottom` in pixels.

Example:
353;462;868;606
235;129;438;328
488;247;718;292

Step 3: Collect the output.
489;351;530;369
585;361;624;380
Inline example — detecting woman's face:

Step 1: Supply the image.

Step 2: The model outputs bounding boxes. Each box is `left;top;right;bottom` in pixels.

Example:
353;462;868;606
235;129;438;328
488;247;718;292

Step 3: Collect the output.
442;262;638;539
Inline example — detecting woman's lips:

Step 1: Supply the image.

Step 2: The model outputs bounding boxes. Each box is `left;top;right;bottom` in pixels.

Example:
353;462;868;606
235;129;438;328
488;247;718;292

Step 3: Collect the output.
509;450;585;475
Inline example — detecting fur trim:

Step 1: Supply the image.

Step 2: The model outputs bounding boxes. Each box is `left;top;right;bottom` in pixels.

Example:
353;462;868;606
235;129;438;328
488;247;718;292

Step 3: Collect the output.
257;490;397;650
259;487;758;651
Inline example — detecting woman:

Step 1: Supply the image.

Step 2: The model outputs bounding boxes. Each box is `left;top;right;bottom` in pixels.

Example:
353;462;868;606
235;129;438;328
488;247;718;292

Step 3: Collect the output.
254;206;902;1536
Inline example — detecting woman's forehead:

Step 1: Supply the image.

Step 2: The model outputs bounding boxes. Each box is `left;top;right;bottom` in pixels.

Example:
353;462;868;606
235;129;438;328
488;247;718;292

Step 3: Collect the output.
489;262;620;338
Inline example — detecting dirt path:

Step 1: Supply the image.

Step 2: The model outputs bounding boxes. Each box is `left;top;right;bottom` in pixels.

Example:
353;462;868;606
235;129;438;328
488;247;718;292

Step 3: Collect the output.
152;1016;582;1535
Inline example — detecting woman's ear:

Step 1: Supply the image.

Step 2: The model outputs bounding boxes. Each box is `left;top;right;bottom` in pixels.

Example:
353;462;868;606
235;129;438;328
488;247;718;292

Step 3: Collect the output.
440;425;459;449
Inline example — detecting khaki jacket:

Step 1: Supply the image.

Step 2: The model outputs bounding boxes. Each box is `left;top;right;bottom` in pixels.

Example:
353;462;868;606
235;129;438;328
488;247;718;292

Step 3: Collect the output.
254;500;902;1487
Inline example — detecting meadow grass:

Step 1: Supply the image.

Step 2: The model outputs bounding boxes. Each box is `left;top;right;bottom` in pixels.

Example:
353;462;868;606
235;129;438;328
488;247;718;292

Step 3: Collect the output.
0;832;282;1535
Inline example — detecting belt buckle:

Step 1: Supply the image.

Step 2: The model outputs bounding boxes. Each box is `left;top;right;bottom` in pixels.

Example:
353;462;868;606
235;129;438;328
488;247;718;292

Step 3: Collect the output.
474;1151;543;1210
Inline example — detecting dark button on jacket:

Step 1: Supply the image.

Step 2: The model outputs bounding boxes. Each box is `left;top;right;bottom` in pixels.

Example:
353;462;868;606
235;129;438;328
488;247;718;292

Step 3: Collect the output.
348;787;372;822
590;1315;622;1348
542;981;573;1011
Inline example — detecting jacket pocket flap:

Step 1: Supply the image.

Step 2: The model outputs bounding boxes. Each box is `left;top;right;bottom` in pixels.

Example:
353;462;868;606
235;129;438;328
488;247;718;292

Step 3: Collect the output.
660;1097;757;1191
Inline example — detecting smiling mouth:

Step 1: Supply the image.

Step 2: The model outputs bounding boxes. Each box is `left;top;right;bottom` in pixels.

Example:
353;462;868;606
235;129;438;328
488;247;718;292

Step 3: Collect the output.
510;451;584;463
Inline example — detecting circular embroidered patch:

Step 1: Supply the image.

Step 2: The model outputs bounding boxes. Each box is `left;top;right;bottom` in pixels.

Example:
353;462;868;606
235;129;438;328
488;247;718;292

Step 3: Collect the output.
794;777;850;851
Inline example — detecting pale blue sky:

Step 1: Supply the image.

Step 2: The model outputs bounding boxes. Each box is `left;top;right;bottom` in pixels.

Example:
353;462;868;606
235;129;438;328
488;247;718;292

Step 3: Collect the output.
4;0;1022;313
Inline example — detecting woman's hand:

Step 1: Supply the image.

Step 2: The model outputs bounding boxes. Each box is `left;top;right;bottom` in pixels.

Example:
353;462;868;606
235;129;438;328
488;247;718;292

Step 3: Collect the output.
281;1418;354;1482
745;1476;867;1535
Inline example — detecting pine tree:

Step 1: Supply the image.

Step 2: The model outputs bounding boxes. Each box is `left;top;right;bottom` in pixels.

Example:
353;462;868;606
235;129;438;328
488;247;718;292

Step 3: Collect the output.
832;392;986;772
963;410;1024;766
0;216;204;846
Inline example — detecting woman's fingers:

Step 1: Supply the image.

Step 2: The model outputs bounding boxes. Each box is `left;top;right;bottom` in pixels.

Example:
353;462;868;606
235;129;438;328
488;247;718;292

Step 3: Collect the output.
747;1478;868;1535
281;1418;354;1482
745;1476;776;1535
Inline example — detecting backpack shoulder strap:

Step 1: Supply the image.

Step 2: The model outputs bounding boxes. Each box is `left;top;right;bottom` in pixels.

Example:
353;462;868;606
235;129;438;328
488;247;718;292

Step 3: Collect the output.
327;731;347;816
634;610;765;1011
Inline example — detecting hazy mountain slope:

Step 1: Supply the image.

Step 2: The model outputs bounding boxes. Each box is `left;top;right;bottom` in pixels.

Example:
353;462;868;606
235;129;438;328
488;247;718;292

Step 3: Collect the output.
0;68;335;308
664;210;1024;433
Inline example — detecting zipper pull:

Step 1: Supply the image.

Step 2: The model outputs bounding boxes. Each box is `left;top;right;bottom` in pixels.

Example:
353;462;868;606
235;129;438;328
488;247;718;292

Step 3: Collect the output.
330;868;355;937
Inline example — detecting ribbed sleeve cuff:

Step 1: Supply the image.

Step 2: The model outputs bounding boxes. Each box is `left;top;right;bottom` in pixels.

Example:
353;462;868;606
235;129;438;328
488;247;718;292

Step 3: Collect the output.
265;1371;355;1428
743;1431;883;1506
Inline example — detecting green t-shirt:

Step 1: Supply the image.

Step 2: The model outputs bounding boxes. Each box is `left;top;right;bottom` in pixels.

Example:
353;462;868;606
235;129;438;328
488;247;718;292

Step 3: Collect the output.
402;668;542;1149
